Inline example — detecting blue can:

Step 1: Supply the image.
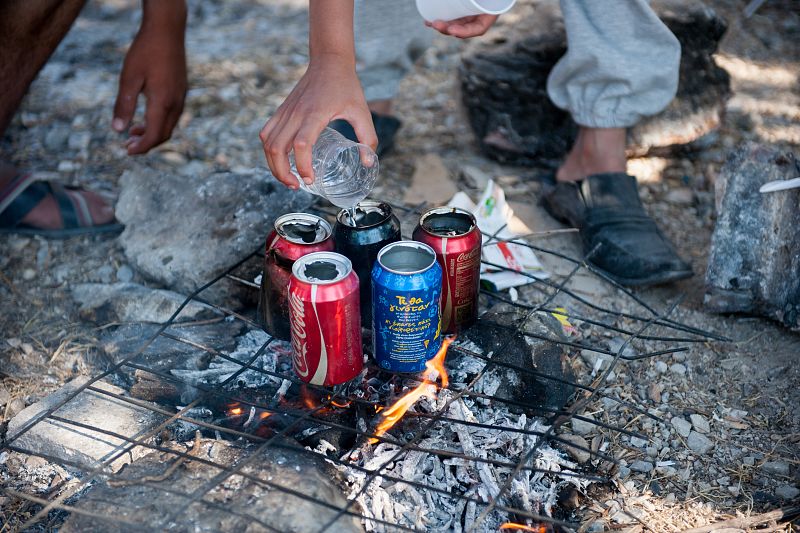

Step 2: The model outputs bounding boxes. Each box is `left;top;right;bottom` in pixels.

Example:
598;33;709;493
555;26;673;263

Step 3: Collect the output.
372;241;443;372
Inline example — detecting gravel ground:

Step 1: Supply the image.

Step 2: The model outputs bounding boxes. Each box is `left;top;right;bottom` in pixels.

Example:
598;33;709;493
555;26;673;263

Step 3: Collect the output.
1;0;798;531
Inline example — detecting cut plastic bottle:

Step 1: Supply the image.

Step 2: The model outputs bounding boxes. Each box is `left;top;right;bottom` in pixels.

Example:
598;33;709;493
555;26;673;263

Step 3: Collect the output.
289;127;379;208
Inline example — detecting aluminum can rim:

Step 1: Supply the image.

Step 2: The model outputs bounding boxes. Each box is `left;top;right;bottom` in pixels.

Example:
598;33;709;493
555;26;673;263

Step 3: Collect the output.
376;240;437;275
275;213;332;244
418;206;477;237
335;201;393;229
292;251;353;284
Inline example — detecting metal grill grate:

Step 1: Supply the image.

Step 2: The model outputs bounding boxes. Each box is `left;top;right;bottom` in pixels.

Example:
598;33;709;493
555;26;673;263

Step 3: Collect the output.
1;198;725;532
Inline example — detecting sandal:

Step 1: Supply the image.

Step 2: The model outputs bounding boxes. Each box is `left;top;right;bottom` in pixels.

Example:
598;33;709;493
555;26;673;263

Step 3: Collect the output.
329;112;402;157
0;173;124;238
541;172;693;287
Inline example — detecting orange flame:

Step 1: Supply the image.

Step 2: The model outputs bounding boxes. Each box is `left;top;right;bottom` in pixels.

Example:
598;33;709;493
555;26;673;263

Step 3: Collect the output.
259;411;271;420
228;406;243;416
499;524;546;532
369;336;455;444
330;398;352;409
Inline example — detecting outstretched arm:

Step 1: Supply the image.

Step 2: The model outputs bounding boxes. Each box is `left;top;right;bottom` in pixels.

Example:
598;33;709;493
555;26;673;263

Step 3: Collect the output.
112;0;187;155
259;0;376;189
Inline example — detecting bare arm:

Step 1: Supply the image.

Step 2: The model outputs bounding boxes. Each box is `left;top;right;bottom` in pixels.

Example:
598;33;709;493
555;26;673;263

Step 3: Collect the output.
259;0;376;188
113;0;187;155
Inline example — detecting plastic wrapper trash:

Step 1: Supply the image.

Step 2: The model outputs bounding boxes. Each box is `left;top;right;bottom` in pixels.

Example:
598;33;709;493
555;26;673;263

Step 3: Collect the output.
448;180;548;290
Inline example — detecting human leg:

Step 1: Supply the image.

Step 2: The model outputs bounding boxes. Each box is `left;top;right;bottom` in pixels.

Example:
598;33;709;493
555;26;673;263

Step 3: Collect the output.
542;0;689;286
548;0;680;182
0;0;115;233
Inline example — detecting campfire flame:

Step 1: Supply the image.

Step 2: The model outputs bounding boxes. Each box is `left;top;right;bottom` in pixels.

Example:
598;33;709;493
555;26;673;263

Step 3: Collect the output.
499;523;546;532
369;336;455;444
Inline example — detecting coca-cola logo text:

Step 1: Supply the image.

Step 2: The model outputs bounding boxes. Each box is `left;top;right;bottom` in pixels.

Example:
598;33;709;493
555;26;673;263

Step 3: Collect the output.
289;290;310;377
457;247;481;263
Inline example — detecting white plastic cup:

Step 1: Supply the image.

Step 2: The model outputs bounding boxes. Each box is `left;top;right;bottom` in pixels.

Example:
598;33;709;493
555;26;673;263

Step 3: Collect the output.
416;0;516;22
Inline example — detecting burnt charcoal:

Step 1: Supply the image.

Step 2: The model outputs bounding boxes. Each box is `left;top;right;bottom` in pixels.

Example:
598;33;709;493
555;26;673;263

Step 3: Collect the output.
61;438;364;533
460;304;575;417
705;144;800;330
460;1;731;165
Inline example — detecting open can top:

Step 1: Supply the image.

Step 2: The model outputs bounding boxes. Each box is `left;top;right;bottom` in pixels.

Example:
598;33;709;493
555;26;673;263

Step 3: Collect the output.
418;207;477;237
377;241;437;275
275;213;332;244
336;201;393;229
292;252;352;284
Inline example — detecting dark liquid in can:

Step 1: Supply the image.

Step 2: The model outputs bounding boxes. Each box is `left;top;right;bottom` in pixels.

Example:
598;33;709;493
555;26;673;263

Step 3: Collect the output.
303;260;340;281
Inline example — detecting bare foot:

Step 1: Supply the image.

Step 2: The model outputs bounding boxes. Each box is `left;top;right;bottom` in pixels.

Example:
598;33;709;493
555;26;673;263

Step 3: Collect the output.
0;162;115;230
556;127;627;183
367;99;393;116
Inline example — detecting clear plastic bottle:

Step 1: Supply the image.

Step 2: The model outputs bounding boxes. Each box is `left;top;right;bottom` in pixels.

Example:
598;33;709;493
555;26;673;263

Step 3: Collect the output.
289;127;379;208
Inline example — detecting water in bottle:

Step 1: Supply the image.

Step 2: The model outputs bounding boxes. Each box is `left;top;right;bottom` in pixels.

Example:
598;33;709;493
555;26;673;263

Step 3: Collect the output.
289;127;379;209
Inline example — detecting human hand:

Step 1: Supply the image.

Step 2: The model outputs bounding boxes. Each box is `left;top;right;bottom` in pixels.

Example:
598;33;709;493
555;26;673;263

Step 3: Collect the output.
112;2;187;155
259;56;377;189
426;14;498;38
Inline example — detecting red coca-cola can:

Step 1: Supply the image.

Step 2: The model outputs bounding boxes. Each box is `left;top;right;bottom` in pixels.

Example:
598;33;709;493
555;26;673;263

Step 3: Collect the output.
412;207;482;334
259;213;334;341
288;252;363;386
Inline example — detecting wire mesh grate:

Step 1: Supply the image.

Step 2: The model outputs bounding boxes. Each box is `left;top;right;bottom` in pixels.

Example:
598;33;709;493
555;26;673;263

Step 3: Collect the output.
1;198;724;533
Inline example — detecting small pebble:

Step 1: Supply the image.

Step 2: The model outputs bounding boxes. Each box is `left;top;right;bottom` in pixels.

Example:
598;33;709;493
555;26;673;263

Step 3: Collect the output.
630;436;648;448
558;434;591;464
116;265;134;282
655;361;669;374
761;461;790;477
670;363;687;376
687;431;714;455
672;417;692;438
22;268;36;281
775;485;800;500
690;413;710;434
630;460;654;473
744;456;756;466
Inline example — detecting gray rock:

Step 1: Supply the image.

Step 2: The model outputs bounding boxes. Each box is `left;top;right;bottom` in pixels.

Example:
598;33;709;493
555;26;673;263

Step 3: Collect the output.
743;456;756;466
570;415;596;436
690;413;710;434
705;143;800;330
22;268;36;281
68;131;91;152
655;361;669;374
630;460;654;474
617;466;631;479
62;438;363;533
44;124;71;151
116;265;134;283
94;264;114;284
761;460;791;477
557;434;591;464
670;363;687;376
630;436;648;448
580;349;613;371
7;378;165;473
115;167;313;305
0;385;10;406
687;431;714;455
71;282;218;324
776;485;800;500
665;188;693;205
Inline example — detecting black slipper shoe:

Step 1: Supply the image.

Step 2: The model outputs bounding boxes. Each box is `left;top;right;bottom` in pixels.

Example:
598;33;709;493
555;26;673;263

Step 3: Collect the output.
541;173;693;287
329;112;402;157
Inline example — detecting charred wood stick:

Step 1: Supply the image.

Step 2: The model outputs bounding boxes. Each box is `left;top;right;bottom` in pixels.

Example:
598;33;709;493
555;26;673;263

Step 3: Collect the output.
680;504;800;533
107;431;201;488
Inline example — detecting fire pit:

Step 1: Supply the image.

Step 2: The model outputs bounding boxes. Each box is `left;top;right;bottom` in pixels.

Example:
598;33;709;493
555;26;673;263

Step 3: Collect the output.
1;199;724;532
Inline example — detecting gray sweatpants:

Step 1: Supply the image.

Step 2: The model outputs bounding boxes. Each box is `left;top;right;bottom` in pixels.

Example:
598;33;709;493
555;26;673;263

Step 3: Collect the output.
353;0;680;128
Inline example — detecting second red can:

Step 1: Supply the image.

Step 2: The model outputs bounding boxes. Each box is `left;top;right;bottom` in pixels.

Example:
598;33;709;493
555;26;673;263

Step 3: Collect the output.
288;251;363;386
412;207;482;334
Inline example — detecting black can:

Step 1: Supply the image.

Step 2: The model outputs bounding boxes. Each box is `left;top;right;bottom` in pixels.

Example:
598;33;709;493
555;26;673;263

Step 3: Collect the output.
333;201;401;326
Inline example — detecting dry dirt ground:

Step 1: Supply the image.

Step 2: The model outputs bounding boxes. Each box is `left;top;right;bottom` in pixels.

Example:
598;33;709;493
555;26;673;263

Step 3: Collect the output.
1;0;798;531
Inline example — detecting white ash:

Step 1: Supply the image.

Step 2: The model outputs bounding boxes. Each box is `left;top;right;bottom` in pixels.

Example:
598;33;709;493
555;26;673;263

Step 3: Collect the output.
170;330;287;390
320;345;589;532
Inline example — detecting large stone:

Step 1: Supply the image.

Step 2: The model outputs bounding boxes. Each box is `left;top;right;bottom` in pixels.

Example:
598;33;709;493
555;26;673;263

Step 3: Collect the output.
71;282;219;324
705;144;800;329
459;0;730;165
115;167;313;306
6;378;165;473
61;438;363;533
